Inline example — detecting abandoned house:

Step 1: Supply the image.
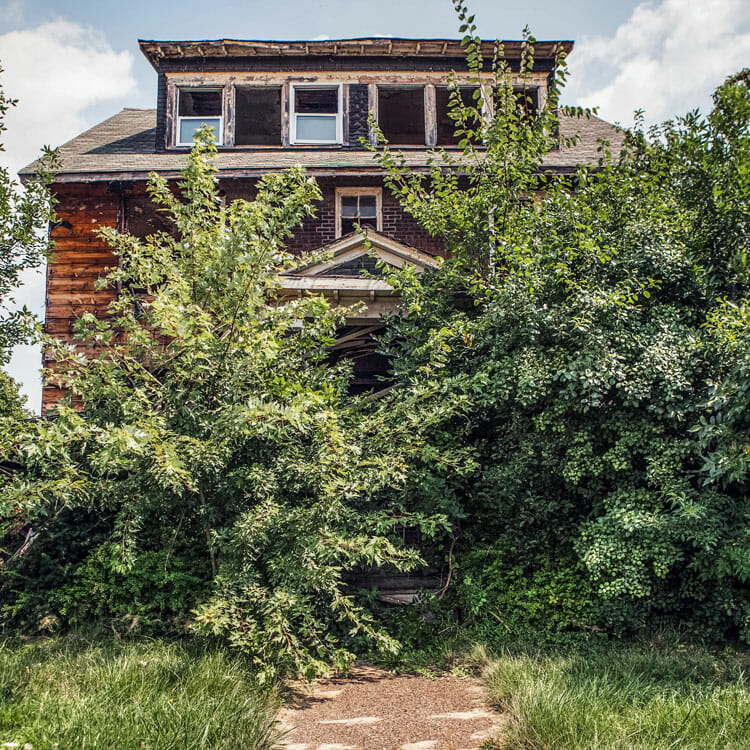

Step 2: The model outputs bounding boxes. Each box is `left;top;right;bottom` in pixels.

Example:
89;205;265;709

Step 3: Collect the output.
19;37;621;413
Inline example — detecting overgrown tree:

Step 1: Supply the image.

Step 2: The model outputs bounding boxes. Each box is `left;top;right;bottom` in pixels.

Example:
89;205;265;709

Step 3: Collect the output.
0;130;453;679
370;4;750;640
0;66;57;416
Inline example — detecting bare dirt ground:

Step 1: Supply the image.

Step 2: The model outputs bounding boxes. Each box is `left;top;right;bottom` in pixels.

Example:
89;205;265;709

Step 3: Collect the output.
279;665;504;750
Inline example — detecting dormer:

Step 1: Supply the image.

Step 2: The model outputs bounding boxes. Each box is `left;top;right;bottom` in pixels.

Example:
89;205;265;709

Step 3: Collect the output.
138;37;573;152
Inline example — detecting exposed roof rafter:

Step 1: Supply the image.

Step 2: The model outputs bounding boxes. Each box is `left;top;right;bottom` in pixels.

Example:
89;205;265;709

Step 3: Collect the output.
138;37;574;70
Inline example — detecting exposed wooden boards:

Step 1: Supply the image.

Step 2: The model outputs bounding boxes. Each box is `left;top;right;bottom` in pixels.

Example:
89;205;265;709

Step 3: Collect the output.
140;39;574;71
47;277;111;294
424;84;437;147
341;84;350;146
48;262;116;276
165;70;550;86
45;302;112;316
367;83;378;146
280;82;290;146
223;81;236;147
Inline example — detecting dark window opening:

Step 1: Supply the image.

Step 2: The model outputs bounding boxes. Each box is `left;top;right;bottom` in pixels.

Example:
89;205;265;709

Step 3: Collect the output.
489;86;541;120
320;254;384;277
378;87;425;145
436;86;480;146
235;87;282;146
340;194;378;235
514;86;540;119
178;90;222;117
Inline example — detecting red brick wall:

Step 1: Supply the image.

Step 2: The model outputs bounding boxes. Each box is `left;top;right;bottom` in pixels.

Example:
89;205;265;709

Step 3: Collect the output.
286;177;445;256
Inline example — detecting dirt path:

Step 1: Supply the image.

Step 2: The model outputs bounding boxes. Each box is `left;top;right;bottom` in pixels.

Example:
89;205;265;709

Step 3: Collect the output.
279;665;503;750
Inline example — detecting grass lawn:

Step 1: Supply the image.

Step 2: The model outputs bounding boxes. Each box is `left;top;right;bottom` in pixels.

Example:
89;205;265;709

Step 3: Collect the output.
480;638;750;750
2;633;749;749
0;636;283;750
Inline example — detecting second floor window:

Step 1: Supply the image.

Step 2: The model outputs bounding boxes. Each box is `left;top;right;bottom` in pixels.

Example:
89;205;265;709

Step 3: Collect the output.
177;89;223;146
336;188;382;237
291;85;342;145
436;86;480;146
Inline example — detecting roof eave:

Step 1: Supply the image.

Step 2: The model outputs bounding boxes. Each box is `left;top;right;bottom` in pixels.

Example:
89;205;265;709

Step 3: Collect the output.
138;37;575;71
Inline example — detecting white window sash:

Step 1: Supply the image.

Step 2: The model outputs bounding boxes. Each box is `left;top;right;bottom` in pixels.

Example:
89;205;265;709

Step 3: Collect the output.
290;84;343;145
176;116;224;146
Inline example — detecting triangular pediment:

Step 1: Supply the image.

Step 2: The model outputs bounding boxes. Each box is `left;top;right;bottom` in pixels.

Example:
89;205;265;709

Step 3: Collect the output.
288;229;441;278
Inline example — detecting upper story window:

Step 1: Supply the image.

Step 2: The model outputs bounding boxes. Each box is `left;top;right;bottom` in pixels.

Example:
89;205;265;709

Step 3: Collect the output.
514;86;540;119
177;89;223;146
336;188;382;237
235;86;282;146
291;84;342;145
378;87;425;146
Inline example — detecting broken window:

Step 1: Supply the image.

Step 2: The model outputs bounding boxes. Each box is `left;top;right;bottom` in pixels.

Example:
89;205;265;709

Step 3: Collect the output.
435;86;480;146
177;89;223;145
489;85;541;120
336;189;381;236
291;85;342;144
235;86;282;146
377;87;425;145
514;86;540;119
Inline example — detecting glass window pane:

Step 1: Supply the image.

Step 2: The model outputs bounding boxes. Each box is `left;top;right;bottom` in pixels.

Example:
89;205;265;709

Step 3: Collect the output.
341;196;358;217
179;90;222;116
359;196;377;218
295;115;337;141
295;88;338;114
179;117;221;144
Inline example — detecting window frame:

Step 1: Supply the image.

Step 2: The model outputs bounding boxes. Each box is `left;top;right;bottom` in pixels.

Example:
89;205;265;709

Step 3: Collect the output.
434;84;489;147
290;82;343;146
175;87;224;147
335;187;383;238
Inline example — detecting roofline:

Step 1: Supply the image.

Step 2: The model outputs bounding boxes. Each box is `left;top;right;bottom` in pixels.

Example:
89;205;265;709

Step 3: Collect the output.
138;37;574;71
26;165;580;185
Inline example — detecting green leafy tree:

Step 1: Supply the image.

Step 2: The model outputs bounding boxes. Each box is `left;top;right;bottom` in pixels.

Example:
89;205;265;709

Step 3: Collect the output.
0;66;57;416
1;130;449;679
371;4;750;640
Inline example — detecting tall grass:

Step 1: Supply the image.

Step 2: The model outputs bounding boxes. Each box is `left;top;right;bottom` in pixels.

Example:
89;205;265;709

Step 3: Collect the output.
0;636;284;750
481;640;750;749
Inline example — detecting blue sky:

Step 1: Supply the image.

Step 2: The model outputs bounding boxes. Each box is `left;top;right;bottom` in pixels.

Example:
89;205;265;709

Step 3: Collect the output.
2;0;750;411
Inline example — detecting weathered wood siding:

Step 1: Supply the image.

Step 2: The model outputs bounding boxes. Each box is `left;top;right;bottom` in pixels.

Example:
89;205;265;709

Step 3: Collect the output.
43;184;121;411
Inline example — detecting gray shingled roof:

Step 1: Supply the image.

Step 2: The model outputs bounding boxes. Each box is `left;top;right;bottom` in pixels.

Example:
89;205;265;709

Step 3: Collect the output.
19;108;624;182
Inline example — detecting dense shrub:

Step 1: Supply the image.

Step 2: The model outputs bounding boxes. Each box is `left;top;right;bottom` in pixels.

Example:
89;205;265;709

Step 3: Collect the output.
371;12;750;641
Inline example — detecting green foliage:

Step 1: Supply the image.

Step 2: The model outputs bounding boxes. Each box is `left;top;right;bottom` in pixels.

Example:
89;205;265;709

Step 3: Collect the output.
457;548;597;638
4;4;750;672
371;8;750;641
1;128;449;679
0;636;283;749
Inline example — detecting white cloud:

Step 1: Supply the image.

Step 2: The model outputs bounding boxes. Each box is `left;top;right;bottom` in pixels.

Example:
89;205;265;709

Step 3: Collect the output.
0;20;136;412
0;19;136;174
566;0;750;127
